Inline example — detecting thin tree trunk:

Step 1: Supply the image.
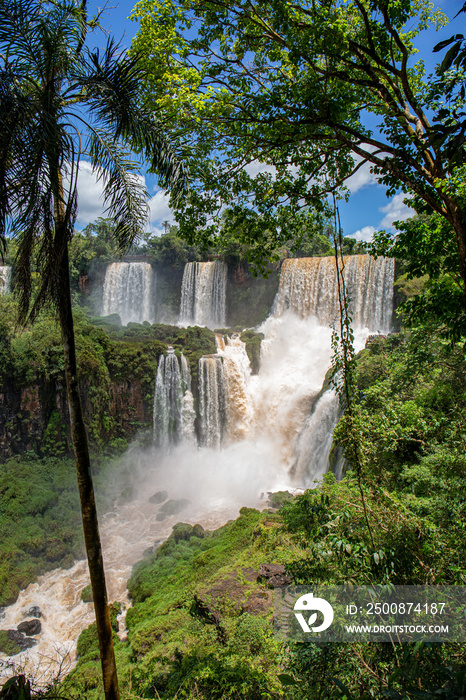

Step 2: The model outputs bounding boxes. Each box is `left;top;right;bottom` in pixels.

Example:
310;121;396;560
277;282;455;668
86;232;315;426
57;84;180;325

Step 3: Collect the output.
445;196;466;296
52;163;120;699
57;245;120;700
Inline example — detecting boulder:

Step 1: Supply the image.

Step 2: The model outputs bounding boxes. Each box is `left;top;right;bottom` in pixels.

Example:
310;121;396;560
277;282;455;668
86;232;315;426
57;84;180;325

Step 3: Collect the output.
158;498;190;517
26;606;41;618
257;563;292;588
0;629;38;654
149;490;168;504
17;619;41;636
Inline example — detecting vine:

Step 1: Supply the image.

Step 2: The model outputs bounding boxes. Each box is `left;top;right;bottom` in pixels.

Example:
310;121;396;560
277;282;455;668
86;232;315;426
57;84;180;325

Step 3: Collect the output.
331;196;375;549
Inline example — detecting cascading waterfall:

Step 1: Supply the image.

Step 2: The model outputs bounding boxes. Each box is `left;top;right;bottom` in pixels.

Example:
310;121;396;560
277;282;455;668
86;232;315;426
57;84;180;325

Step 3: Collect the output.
102;262;154;325
0;266;11;294
0;253;396;685
274;255;394;331
179;261;227;328
217;335;253;443
198;355;226;448
197;335;253;448
180;354;196;445
153;349;195;447
153;349;183;448
273;254;395;483
291;388;341;484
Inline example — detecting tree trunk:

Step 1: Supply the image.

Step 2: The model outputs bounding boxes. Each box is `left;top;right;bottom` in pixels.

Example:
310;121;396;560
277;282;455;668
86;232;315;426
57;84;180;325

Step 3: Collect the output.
447;200;466;297
57;244;120;700
49;155;119;699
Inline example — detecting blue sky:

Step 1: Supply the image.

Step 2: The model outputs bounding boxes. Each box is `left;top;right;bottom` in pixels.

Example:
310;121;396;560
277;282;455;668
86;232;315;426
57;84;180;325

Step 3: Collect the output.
77;0;466;240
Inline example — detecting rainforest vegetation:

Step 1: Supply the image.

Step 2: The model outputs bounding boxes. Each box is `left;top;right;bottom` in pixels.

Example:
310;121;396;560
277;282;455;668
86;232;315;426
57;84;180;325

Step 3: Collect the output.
1;0;466;697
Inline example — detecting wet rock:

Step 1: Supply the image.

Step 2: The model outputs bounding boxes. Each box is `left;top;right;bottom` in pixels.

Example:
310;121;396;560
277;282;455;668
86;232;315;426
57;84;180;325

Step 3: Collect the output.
118;485;136;505
80;584;93;603
257;563;292;588
0;629;38;654
26;606;41;618
17;619;41;636
149;490;168;504
156;498;190;521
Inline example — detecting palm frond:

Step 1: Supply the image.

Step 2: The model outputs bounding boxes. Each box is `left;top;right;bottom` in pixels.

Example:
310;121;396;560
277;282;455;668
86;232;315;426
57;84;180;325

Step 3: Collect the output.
88;128;149;250
80;41;188;205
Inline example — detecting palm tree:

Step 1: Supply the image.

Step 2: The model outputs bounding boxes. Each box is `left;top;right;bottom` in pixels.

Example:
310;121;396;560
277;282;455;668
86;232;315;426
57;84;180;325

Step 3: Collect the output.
0;1;187;698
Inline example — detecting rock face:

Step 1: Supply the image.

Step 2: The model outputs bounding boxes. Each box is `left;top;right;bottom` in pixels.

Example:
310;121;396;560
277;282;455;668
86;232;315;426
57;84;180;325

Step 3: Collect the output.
0;374;152;460
257;563;292;588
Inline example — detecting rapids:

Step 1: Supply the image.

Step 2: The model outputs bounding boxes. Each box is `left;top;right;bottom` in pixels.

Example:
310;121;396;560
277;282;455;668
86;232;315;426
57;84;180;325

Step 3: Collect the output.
0;254;395;687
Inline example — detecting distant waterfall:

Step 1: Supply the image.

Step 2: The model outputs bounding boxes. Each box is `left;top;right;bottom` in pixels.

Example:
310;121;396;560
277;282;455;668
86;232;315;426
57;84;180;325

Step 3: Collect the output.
198;356;227;448
179;261;227;328
274;255;394;332
102;262;154;325
153;350;196;448
0;266;11;294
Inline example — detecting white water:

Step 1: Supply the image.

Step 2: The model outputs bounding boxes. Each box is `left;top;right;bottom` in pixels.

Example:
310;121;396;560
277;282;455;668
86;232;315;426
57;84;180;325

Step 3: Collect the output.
102;262;154;325
274;255;394;331
0;266;11;295
153;350;196;448
198;355;226;447
0;254;394;687
179;261;227;328
0;447;285;687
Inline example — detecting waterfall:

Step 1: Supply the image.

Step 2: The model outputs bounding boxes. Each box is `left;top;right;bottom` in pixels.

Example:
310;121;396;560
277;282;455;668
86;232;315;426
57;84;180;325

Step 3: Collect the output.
217;335;253;443
180;354;196;445
274;255;394;332
102;262;154;325
291;389;341;485
0;266;11;294
179;261;227;328
153;350;196;448
0;254;397;684
198;355;227;447
271;254;395;484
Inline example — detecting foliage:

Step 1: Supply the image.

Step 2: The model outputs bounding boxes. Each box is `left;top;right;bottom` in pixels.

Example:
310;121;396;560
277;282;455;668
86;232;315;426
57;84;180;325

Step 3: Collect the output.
129;0;466;291
59;507;288;700
371;204;466;344
0;455;83;606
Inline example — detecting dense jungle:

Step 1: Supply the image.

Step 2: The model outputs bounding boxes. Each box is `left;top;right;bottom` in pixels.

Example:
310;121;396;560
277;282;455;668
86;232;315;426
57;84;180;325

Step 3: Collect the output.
1;0;466;698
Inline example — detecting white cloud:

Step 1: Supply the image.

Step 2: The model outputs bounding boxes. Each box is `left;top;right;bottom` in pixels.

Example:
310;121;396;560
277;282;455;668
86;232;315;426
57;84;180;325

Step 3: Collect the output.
75;161;107;225
379;193;413;228
351;225;377;242
244;160;277;178
148;190;174;228
74;160;174;233
346;159;377;193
